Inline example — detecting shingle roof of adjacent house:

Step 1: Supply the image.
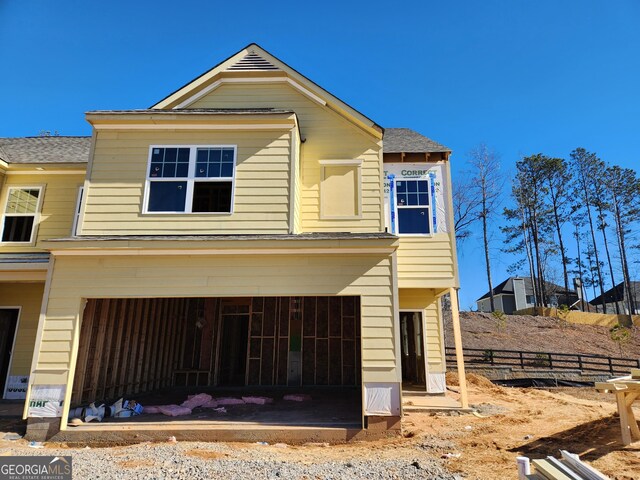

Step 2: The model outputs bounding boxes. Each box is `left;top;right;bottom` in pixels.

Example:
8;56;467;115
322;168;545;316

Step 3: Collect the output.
0;136;91;164
588;281;640;305
383;128;450;153
477;276;575;301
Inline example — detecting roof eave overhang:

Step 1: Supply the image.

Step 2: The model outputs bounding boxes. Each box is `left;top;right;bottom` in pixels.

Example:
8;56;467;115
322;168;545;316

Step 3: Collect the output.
86;112;300;133
44;235;399;256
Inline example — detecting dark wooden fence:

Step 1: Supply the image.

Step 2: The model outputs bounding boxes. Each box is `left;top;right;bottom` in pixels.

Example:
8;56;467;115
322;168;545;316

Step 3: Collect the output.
446;347;640;376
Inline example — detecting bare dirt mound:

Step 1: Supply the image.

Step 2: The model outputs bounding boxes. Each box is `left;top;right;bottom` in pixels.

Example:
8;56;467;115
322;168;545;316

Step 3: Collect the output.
445;311;640;357
421;372;640;480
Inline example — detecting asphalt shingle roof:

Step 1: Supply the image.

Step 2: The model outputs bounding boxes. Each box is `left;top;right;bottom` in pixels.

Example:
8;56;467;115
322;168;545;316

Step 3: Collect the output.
0;136;91;164
383;128;450;153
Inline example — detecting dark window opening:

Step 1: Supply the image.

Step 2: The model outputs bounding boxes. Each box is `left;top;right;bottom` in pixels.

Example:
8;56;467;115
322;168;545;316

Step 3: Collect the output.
2;216;35;242
192;182;232;213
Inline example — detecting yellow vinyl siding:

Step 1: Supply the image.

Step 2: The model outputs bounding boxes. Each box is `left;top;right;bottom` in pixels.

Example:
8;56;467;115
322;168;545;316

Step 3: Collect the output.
399;288;446;374
0;282;44;376
396;234;456;288
81;130;292;235
31;251;397;393
0;173;84;252
188;83;383;233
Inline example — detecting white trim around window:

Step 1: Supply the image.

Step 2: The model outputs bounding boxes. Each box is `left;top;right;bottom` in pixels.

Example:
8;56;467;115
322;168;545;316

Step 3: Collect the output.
394;177;433;237
71;186;84;236
0;186;44;245
142;145;237;215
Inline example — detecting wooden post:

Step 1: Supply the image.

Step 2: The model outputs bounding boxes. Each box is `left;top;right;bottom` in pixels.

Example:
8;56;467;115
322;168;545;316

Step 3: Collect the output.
449;288;469;409
616;391;632;445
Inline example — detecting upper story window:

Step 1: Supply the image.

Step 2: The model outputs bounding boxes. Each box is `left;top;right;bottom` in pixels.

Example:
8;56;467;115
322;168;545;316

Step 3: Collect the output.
1;187;43;243
396;179;431;235
145;145;236;214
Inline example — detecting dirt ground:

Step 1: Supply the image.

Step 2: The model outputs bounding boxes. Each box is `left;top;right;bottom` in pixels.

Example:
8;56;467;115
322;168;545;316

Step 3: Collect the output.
1;374;639;479
445;311;640;357
410;372;640;480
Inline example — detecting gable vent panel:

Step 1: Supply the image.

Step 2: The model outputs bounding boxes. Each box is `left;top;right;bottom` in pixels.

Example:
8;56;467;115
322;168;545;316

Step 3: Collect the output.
227;52;279;71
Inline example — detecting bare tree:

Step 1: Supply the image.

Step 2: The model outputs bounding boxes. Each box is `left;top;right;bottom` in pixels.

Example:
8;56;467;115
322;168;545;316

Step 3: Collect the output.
570;148;607;312
453;175;479;243
466;144;504;312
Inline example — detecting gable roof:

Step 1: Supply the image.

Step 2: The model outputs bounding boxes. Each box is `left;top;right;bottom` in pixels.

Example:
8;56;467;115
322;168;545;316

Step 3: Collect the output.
588;281;640;305
151;43;382;137
0;136;91;164
477;276;576;301
383;128;450;153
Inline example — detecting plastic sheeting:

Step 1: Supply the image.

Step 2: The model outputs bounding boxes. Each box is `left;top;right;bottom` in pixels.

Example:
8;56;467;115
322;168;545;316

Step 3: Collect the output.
364;382;400;416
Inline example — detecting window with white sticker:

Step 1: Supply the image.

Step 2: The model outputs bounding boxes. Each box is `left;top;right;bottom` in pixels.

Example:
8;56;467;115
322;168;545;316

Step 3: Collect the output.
395;179;431;234
145;146;236;213
1;187;43;243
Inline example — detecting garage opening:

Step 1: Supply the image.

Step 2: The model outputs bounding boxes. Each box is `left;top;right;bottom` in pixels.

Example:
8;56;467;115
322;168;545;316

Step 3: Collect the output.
71;296;361;428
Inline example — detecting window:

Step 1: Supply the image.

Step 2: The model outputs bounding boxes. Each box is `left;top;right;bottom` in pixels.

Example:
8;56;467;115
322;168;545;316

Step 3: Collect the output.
145;146;236;213
319;160;361;219
1;187;42;243
71;186;84;236
395;179;431;234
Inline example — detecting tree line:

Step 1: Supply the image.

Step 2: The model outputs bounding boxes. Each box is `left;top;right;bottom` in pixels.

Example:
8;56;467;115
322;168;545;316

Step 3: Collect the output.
455;144;640;322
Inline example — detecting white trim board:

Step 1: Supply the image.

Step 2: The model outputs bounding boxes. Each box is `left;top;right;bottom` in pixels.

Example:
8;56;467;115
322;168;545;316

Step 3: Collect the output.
173;76;327;109
1;306;22;400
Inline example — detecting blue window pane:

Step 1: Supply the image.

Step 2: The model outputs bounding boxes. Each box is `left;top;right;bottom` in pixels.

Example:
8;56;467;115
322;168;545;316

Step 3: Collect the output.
151;149;163;163
178;148;190;163
418;181;428;193
398;208;430;234
396;181;406;193
164;148;177;163
210;149;222;163
221;162;234;177
418;193;429;205
150;163;162;177
222;149;234;162
176;163;189;177
407;193;419;206
207;163;220;177
197;149;208;163
407;181;418;193
163;163;176;178
148;181;187;212
196;162;207;177
396;192;407;205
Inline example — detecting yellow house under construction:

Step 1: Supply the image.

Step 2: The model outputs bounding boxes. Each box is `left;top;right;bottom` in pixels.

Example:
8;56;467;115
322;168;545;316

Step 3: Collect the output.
0;44;466;441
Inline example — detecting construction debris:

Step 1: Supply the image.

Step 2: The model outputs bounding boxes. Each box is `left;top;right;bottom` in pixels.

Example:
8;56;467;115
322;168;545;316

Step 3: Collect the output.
595;369;640;445
517;451;610;480
242;396;273;405
283;394;312;402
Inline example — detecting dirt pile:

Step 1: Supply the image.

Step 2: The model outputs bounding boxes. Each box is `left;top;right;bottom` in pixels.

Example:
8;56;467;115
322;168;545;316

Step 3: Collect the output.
422;372;640;479
445;311;640;357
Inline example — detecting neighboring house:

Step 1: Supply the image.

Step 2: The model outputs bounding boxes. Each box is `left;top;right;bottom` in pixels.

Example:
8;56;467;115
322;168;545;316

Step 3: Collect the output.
589;281;640;314
476;276;579;314
1;44;463;439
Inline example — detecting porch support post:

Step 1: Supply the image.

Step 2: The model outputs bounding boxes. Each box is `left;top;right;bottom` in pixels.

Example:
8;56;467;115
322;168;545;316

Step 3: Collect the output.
449;287;469;409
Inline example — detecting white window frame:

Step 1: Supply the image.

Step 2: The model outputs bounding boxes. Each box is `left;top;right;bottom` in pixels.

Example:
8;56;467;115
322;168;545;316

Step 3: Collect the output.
71;185;84;236
318;159;363;220
142;145;237;215
394;177;433;237
0;186;44;245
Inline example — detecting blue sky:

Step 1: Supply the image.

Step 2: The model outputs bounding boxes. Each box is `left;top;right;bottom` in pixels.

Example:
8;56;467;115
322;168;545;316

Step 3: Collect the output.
1;1;639;308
